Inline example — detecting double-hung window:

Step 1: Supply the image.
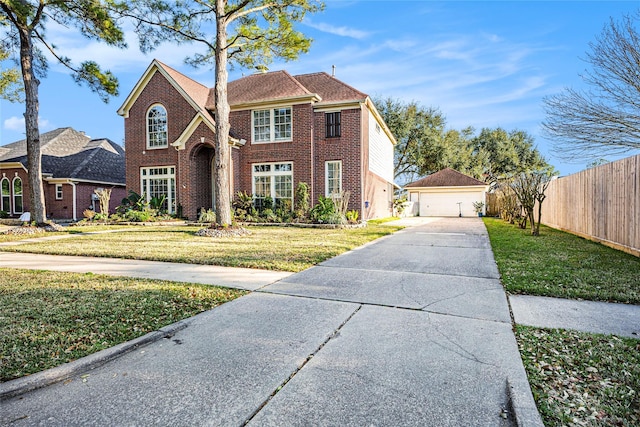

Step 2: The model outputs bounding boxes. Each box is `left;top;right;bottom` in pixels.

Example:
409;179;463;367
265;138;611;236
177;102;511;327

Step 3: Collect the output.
55;184;63;200
147;104;168;149
253;107;292;143
140;166;175;213
325;161;342;197
325;112;341;138
252;162;293;209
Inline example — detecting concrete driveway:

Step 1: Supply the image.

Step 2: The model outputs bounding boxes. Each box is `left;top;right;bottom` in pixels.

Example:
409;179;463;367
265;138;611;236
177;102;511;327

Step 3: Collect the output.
1;217;541;426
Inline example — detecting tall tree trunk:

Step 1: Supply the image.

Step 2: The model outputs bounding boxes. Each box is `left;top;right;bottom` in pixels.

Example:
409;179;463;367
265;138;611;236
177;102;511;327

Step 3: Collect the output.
214;0;231;226
18;26;46;224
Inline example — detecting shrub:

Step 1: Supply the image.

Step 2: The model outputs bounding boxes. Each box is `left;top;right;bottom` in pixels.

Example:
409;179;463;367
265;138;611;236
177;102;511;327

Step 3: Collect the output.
294;182;310;219
124;210;152;222
346;210;359;223
310;196;336;223
0;210;8;219
262;196;274;211
93;213;108;221
198;209;217;223
83;209;96;220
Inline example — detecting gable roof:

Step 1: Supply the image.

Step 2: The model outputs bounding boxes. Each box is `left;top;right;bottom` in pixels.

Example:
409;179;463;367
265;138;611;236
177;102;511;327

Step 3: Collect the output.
0;127;125;185
405;168;487;188
117;59;212;120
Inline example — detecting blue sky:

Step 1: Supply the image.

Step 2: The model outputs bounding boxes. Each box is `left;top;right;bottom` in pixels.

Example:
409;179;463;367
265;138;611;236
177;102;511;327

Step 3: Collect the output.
1;0;638;176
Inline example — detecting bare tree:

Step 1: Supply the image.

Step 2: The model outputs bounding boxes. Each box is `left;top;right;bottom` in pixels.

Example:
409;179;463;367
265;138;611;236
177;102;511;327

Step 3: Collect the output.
542;12;640;161
509;171;554;236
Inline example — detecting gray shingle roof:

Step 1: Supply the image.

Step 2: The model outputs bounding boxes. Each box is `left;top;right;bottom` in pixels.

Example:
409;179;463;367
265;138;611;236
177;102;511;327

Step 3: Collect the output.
0;128;125;184
405;168;487;188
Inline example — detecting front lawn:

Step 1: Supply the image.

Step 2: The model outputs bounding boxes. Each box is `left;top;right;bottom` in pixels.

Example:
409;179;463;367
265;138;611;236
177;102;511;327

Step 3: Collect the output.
2;224;402;272
517;326;640;426
0;268;246;382
483;217;640;304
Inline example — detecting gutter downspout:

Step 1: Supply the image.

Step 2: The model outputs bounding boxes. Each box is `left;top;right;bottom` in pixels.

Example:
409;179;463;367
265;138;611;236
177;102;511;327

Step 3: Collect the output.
70;182;77;221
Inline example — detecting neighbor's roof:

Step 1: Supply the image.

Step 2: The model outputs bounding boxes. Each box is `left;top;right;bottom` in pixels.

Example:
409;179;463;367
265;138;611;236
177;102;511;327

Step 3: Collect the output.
0;127;125;185
405;168;487;188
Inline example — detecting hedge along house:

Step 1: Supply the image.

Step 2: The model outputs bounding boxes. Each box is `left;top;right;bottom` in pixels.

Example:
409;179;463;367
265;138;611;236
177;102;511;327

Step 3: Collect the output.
0;127;126;220
117;60;397;220
405;168;490;217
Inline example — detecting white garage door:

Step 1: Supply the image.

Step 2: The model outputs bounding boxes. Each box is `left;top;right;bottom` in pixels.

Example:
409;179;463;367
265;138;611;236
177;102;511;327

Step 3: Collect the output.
419;191;483;217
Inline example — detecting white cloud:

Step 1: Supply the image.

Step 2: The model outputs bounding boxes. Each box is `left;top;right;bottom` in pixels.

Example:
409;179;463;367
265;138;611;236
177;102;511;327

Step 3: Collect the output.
3;116;51;132
304;19;371;40
4;116;24;131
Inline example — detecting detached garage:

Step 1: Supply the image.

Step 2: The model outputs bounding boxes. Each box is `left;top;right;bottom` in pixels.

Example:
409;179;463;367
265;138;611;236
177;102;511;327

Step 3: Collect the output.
405;168;489;217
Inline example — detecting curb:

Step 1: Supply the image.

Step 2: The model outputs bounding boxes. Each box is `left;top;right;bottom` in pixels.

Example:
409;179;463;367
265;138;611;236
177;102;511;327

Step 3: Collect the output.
506;378;544;427
0;319;191;401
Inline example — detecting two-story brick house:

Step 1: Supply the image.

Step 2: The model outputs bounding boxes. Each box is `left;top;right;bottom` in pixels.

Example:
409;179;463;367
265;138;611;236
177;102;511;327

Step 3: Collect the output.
118;60;396;220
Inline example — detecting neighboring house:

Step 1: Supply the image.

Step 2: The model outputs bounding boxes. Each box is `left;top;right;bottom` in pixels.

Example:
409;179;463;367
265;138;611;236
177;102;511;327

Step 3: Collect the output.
0;127;126;220
117;59;397;220
405;168;489;217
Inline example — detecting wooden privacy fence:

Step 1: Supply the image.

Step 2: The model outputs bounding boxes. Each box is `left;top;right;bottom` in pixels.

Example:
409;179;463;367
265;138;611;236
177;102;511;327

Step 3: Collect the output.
541;154;639;257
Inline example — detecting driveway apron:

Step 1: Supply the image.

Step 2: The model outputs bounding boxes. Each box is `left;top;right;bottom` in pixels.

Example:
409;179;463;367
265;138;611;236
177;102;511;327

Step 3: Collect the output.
1;217;541;426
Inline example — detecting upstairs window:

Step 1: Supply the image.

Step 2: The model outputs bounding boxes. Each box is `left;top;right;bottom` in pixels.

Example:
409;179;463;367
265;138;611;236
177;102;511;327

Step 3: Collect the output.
147;104;168;149
13;177;23;214
1;178;9;212
325;112;341;138
253;107;292;143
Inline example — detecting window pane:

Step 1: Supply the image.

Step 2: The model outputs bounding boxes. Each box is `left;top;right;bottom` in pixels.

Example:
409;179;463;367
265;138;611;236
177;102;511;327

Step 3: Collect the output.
327;162;341;196
326;112;341;138
273;108;291;140
275;175;292;199
253;110;271;142
254;176;270;197
148;105;168;148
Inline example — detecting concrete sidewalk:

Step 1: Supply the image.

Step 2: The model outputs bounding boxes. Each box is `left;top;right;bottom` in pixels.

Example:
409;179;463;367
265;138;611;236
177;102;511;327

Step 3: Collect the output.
1;217;542;426
510;294;640;339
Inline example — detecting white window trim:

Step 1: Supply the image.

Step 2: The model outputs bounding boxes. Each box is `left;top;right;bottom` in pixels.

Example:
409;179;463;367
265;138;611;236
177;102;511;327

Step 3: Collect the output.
12;176;23;214
251;106;293;144
140;166;176;214
146;103;168;150
0;177;9;212
251;162;294;204
325;160;342;197
55;184;63;200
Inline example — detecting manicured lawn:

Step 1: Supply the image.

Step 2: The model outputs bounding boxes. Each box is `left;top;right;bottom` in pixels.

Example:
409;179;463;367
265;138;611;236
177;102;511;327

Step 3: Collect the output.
483;217;640;304
2;224;402;272
517;326;640;426
0;268;246;382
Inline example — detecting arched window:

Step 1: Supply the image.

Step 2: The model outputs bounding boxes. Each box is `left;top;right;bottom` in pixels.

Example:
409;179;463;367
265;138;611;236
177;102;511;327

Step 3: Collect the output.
13;177;23;214
147;104;168;149
0;178;10;213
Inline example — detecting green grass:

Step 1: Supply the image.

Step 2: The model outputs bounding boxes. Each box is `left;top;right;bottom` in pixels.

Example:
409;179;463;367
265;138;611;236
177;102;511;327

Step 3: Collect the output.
2;224;402;272
0;268;246;382
517;326;640;426
483;217;640;304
